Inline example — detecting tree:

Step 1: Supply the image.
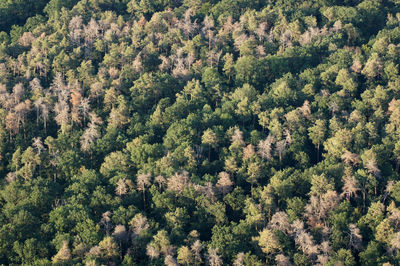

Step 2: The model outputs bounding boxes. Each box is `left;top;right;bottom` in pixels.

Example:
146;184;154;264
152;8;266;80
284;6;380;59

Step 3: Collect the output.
203;15;215;50
275;254;292;266
137;173;151;206
258;135;274;160
308;119;326;161
348;224;362;251
32;137;45;154
107;96;129;129
191;240;203;264
165;255;178;266
52;241;72;263
130;213;149;239
341;150;360;166
362;53;383;79
275;140;287;163
341;168;359;200
98;236;119;261
19;147;41;180
254;228;281;254
112;225;128;245
202;129;218;161
223;53;235;82
247;161;263;189
216;172;233;196
80;121;101;153
115;178;128;197
361;149;381;178
268;212;290;234
177;246;194;265
148;230;174;257
167;171;190;195
207;247;222;266
6;111;20;137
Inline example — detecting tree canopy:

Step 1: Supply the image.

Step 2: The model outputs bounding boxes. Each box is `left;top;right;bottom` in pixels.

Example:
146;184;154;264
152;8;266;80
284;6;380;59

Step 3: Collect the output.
1;0;400;264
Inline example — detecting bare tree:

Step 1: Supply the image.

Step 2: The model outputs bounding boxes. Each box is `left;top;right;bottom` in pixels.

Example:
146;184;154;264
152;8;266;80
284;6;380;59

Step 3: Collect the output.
115;178;129;196
216;171;233;195
275;254;292;266
203;16;215;50
389;205;400;229
5;172;17;183
29;78;43;92
79;97;91;124
233;33;249;51
269;211;290;234
133;53;143;74
316;254;329;266
146;244;160;260
365;158;381;177
207;49;222;67
165;255;178;266
341;150;360;166
89;82;104;103
41;103;49;134
233;252;245;266
80;121;100;153
258;135;274;160
243;144;255;160
341;170;359;200
207;248;222;266
130;213;149;239
284;129;293;145
159;55;172;72
51;73;68;97
348;224;362;251
167;171;190;195
100;211;113;235
137;173;151;206
275;140;287;163
83;18;100;52
18;32;35;47
113;224;129;245
32;137;45;155
178;9;198;39
391;232;400;251
80;112;102;153
54;100;70;131
33;97;43;125
255;22;269;42
305;191;340;227
294;230;318;258
69;16;83;46
155;175;167;191
256;45;266;58
231;127;245;145
12;83;25;103
191;240;203;263
15;100;31;136
6;111;20;137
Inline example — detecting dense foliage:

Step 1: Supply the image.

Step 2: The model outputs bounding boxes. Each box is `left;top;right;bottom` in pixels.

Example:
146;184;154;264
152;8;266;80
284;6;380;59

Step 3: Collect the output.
1;0;400;265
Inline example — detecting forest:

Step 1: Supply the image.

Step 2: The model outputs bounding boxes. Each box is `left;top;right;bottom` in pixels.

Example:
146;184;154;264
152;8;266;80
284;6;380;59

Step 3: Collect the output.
0;0;400;265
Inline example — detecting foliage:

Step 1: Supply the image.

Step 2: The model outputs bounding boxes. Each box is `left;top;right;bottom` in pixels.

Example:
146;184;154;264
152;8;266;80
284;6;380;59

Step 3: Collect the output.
0;0;400;264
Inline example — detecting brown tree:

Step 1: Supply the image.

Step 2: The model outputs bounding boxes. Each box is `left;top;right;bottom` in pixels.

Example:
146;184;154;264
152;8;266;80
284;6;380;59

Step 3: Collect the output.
207;248;222;266
167;171;190;195
216;171;233;196
258;135;274;160
137;173;151;206
52;241;72;263
115;178;129;197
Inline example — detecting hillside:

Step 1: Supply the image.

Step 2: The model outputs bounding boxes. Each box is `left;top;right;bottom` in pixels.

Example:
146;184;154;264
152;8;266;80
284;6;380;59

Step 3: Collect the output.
0;0;400;265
